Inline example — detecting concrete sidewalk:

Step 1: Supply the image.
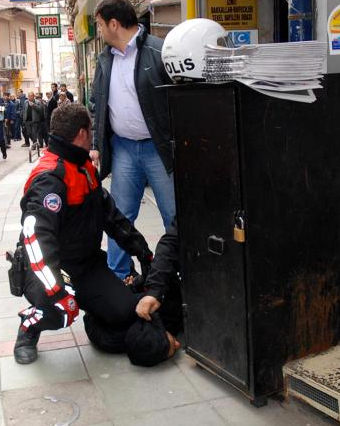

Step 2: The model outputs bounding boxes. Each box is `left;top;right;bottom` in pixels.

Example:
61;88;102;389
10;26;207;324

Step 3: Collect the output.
0;147;336;426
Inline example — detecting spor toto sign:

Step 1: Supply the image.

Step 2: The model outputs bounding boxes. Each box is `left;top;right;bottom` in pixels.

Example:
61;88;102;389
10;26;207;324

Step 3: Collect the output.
36;14;61;38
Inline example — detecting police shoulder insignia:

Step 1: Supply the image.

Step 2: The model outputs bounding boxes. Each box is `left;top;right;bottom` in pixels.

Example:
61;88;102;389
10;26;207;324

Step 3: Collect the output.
43;193;62;213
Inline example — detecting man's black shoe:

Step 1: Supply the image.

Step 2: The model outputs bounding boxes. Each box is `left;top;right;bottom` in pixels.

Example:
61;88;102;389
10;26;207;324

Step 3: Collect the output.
3;152;7;159
21;143;29;147
5;144;11;149
14;327;40;364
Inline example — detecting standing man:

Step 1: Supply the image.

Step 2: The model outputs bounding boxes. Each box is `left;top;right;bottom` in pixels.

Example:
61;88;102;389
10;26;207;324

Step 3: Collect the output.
10;94;21;141
35;93;48;147
17;89;30;146
59;84;74;102
4;92;15;149
91;0;175;279
0;96;7;159
22;92;43;148
51;83;59;101
45;91;58;133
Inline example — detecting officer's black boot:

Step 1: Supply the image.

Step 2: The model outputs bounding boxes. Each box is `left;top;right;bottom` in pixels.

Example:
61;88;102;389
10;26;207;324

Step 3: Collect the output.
14;327;40;364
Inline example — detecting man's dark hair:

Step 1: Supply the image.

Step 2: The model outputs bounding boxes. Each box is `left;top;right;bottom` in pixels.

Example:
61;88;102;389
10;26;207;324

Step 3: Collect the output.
94;0;138;28
60;83;67;88
4;92;10;96
125;313;170;367
50;104;91;142
51;83;58;89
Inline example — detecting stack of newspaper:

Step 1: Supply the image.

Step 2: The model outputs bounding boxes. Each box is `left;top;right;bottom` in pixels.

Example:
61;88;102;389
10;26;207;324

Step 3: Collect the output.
203;41;327;103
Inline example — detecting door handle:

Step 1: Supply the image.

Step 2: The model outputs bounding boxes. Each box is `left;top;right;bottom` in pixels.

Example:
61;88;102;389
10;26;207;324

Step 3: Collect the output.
208;235;225;255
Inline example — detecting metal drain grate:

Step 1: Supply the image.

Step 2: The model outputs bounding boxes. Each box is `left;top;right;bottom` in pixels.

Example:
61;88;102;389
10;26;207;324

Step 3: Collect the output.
289;376;339;413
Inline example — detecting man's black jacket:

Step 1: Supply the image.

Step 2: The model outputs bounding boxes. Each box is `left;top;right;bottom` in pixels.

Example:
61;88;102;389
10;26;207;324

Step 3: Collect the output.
144;218;179;301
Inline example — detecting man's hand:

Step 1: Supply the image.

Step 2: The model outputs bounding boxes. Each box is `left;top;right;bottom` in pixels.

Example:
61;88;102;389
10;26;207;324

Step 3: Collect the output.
136;295;161;321
90;150;100;167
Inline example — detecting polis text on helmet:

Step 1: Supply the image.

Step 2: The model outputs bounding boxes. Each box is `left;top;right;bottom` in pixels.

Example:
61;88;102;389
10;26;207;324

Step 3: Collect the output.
164;58;195;74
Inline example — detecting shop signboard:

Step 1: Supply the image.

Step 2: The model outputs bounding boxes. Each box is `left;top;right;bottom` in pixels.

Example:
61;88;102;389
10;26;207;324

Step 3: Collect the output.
68;27;74;41
207;0;257;30
36;14;61;39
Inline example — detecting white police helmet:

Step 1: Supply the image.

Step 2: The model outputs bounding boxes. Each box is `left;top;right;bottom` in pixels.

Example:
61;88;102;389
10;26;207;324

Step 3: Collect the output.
161;18;226;83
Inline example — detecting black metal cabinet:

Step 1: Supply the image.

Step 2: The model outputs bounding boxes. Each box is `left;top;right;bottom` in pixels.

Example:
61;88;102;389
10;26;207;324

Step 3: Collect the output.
167;75;340;403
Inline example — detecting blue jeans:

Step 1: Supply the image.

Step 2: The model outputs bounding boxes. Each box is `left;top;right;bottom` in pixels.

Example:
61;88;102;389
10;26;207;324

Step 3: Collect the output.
108;135;176;279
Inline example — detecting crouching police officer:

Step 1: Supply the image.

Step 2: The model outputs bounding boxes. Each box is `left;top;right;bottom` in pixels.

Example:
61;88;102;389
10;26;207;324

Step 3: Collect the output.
9;103;153;364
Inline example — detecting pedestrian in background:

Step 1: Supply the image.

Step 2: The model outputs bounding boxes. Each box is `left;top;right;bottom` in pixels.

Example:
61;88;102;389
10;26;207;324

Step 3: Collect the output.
59;83;74;102
35;93;48;148
17;89;30;146
3;92;15;149
51;83;59;101
22;91;43;148
91;0;175;280
0;96;7;159
45;91;57;134
79;73;86;106
10;94;21;141
58;92;71;107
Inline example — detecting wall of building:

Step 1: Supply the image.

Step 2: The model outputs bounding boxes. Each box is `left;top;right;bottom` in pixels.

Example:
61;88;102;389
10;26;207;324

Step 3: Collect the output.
0;9;39;93
150;1;181;38
257;0;274;43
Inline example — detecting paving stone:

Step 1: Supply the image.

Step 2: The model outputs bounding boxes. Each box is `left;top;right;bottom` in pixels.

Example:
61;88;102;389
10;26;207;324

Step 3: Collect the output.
175;352;232;400
0;296;27;319
1;380;110;426
0;316;73;343
0;399;5;426
80;346;148;377
211;395;334;426
0;347;88;391
0;281;11;298
112;402;227;426
0;268;9;283
89;360;201;417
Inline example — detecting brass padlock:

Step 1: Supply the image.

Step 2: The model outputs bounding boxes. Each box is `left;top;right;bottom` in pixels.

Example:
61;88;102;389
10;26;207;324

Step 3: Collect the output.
234;211;246;243
234;226;245;243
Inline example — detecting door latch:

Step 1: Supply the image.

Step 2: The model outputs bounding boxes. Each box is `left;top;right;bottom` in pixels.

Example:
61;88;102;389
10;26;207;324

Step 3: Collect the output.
208;235;225;255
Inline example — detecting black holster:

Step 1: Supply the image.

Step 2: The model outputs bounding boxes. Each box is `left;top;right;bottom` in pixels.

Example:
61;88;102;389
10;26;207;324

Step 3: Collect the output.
6;244;26;297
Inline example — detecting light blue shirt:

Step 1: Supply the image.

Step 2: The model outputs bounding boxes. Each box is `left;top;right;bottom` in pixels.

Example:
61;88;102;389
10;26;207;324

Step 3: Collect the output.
108;26;151;140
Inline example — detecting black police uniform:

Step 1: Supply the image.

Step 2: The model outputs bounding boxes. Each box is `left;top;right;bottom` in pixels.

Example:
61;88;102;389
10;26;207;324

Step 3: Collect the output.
18;136;152;336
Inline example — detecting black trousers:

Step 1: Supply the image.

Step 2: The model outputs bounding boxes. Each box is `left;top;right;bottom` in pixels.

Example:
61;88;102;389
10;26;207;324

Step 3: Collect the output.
37;122;49;147
21;119;29;144
20;251;138;335
0;122;6;156
84;271;183;353
72;253;138;329
25;121;39;145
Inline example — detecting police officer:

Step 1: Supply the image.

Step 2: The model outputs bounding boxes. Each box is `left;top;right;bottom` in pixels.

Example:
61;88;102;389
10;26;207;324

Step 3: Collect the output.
13;103;153;364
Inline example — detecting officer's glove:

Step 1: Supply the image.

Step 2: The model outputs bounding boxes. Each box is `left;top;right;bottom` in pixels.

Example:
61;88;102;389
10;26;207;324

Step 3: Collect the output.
137;249;153;281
